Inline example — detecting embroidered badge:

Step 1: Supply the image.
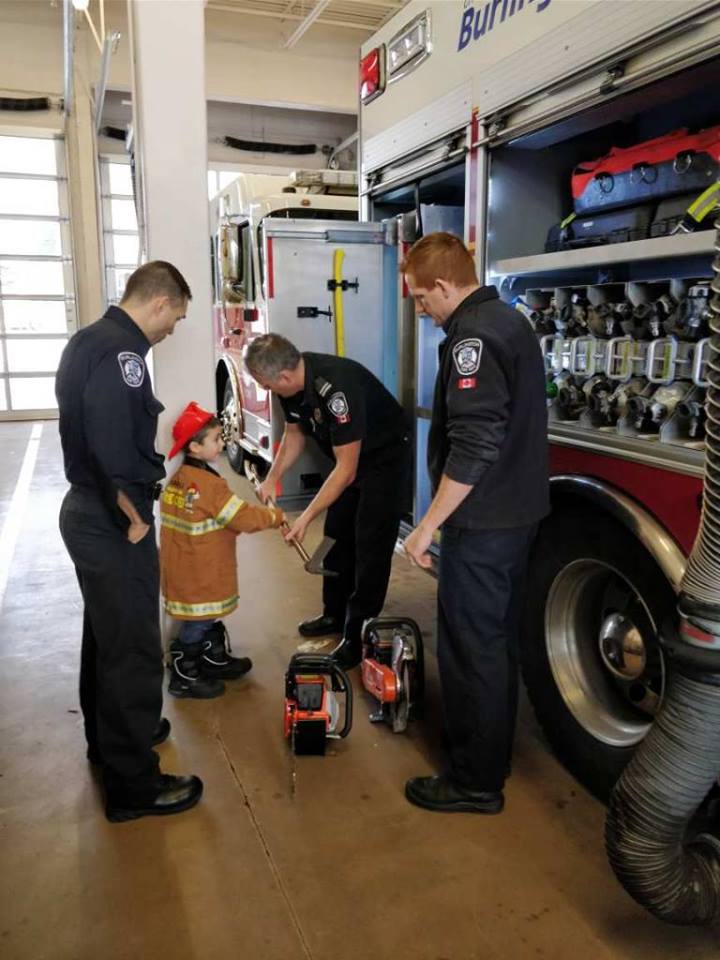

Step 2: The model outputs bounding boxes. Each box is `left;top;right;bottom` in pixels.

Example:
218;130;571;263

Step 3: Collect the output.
328;391;350;424
452;338;483;376
458;377;477;390
183;484;200;513
118;351;145;388
162;484;185;509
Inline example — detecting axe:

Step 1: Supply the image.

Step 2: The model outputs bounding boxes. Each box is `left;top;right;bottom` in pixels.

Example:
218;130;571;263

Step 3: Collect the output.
244;463;337;577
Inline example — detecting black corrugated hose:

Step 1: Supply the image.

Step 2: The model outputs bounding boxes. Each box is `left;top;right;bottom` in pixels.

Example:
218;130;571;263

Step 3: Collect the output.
0;96;50;111
605;204;720;925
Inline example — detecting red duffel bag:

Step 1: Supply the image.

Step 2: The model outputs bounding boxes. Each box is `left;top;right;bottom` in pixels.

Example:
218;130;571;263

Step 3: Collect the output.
572;126;720;214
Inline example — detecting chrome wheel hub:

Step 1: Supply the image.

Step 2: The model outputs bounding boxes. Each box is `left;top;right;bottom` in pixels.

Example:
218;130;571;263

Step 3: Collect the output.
222;392;241;453
599;613;646;680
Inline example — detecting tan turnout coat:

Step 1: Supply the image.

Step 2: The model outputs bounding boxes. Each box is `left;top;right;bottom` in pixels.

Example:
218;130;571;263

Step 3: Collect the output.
160;461;283;620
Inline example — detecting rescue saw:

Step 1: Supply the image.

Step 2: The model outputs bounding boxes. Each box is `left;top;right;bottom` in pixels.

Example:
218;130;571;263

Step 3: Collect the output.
361;618;424;733
244;462;337;576
284;653;352;755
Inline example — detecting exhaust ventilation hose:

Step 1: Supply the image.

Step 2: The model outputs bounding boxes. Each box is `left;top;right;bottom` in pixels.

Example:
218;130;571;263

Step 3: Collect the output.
222;135;316;155
99;126;127;141
606;205;720;924
0;96;51;111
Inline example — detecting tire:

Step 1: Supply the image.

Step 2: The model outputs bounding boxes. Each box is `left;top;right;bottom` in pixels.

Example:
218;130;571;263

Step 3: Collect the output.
222;380;245;474
521;508;676;802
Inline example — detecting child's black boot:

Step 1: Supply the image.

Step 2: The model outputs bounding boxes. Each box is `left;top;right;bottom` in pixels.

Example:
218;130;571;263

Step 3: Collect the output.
201;622;253;680
169;641;225;698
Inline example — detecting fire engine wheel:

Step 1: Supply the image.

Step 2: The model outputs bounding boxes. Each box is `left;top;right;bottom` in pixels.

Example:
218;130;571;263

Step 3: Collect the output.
520;509;675;802
222;380;245;474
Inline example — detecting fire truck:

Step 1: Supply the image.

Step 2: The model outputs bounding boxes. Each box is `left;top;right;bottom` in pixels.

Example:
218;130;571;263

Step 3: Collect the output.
211;169;400;503
357;0;720;801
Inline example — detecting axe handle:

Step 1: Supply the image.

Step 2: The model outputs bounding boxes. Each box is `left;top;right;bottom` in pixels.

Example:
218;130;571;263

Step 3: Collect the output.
277;512;312;565
245;466;311;564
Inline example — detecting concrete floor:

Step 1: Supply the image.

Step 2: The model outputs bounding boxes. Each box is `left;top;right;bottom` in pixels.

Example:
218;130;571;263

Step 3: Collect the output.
2;420;720;960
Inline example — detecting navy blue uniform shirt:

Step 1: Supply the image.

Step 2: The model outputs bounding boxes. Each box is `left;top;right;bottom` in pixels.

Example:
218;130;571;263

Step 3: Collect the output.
428;286;550;530
55;305;165;525
278;352;407;475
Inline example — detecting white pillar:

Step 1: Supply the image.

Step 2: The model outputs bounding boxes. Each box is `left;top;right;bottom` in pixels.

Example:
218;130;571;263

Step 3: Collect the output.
66;24;104;330
127;0;214;455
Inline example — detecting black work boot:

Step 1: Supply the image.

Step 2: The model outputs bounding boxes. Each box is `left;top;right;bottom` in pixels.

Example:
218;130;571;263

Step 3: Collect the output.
331;619;363;669
106;773;204;823
405;775;504;815
201;622;252;680
298;614;342;638
169;642;225;699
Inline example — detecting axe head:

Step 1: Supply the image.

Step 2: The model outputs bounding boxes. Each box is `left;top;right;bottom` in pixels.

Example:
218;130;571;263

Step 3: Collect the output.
244;461;260;490
304;536;338;576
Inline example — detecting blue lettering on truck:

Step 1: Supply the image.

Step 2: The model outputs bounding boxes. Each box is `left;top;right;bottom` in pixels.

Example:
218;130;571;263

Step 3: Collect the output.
458;0;552;52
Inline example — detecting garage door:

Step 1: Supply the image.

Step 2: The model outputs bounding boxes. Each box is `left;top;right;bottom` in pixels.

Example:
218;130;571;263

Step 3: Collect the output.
0;134;75;419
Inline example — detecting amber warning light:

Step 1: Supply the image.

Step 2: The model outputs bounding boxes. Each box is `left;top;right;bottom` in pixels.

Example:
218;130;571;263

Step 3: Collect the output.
359;46;386;105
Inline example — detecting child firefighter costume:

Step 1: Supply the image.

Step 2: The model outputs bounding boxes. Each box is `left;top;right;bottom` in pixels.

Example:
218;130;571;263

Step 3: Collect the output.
160;402;284;698
160;404;283;620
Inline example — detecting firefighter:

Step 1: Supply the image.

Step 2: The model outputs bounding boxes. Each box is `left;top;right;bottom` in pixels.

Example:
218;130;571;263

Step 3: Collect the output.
56;261;203;823
400;233;549;815
245;334;410;669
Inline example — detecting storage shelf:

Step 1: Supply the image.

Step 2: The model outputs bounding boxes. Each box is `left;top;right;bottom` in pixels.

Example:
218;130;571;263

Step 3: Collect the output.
490;231;715;279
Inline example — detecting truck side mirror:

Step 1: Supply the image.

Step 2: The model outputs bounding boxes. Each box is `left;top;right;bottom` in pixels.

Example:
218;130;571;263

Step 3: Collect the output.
219;222;245;303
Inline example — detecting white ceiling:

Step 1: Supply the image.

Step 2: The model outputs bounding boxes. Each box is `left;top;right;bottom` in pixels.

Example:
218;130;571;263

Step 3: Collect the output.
204;0;409;35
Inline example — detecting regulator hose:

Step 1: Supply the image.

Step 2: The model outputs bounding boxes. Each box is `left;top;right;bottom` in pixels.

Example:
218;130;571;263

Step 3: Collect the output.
605;205;720;925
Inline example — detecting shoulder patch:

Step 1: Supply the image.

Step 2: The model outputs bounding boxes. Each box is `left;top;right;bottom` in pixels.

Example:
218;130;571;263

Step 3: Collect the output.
452;338;483;376
118;351;145;388
328;391;350;423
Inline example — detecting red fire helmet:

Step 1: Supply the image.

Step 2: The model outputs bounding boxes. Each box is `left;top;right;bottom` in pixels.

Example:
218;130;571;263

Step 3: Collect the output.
168;401;214;459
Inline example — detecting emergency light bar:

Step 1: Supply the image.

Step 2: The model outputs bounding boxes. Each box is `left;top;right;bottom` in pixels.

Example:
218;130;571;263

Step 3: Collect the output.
388;9;432;81
360;46;386;105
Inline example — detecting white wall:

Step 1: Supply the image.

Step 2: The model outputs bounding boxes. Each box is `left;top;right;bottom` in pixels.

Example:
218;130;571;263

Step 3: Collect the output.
99;90;356;169
0;3;64;94
0;1;362;115
0;4;64;131
98;1;360;113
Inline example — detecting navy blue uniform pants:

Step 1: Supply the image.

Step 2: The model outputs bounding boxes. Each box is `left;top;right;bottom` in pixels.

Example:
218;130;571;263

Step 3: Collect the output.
60;486;163;796
322;444;409;642
438;523;537;792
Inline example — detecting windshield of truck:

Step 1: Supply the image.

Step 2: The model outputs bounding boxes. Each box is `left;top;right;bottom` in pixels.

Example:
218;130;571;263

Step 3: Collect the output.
256;207;357;288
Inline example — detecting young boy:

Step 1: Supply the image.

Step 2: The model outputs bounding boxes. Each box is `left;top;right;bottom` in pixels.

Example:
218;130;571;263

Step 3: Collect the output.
160;401;284;698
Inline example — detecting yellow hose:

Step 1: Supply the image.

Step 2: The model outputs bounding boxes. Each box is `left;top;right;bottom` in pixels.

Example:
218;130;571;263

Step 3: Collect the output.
333;248;345;357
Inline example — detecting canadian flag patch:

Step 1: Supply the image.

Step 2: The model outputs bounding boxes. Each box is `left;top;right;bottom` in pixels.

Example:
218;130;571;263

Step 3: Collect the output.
457;377;476;390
